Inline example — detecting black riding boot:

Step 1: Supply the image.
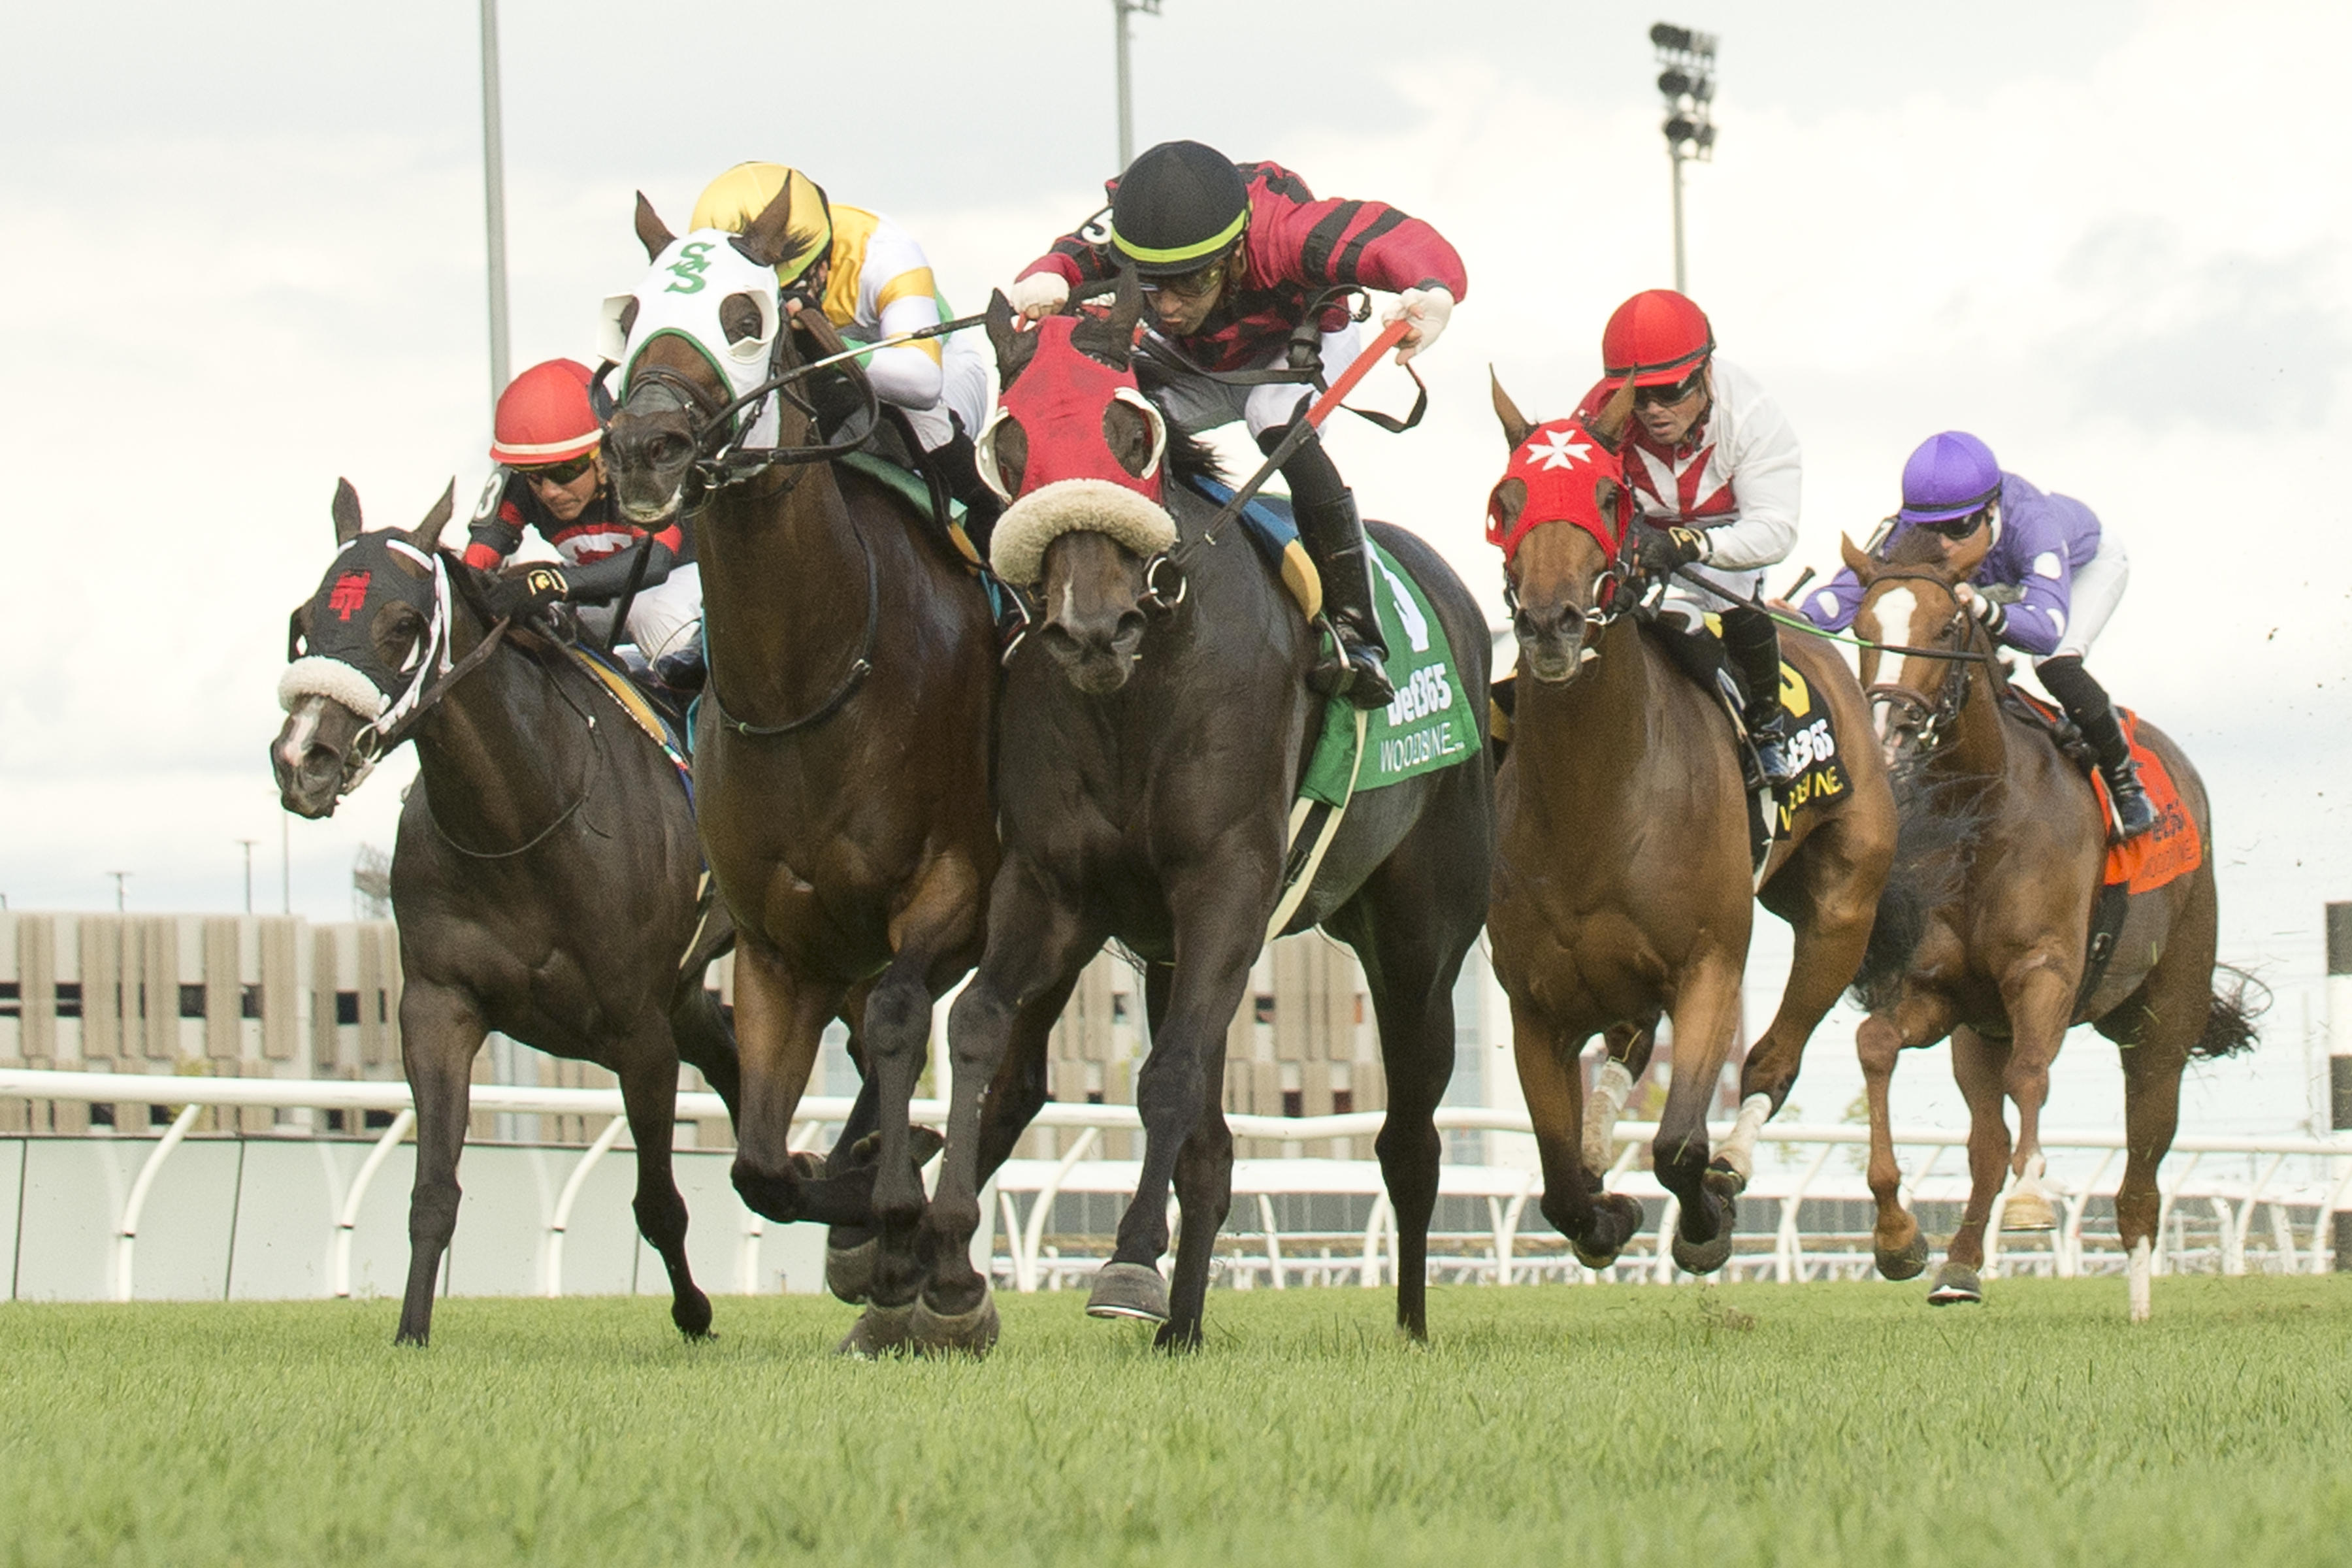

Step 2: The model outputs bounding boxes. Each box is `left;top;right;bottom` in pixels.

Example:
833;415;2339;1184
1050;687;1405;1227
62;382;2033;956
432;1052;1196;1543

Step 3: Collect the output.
934;418;1004;560
1721;604;1794;790
651;628;706;696
1267;423;1395;710
2038;654;2156;840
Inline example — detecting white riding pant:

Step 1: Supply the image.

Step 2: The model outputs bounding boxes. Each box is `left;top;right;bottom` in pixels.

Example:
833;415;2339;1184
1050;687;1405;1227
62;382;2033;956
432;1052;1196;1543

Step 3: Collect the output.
2037;532;2127;664
898;329;994;453
1144;323;1364;439
576;562;702;661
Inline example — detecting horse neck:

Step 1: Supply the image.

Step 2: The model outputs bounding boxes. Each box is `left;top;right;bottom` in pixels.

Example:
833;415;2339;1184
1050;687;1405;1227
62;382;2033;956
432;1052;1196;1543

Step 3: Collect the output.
693;464;869;716
408;602;584;848
1931;625;2016;787
1511;614;1656;808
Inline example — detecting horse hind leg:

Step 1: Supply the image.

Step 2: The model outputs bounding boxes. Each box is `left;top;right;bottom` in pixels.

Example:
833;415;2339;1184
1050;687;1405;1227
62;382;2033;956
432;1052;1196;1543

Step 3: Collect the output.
394;984;487;1347
617;1035;710;1339
2104;879;2215;1322
1995;965;2076;1233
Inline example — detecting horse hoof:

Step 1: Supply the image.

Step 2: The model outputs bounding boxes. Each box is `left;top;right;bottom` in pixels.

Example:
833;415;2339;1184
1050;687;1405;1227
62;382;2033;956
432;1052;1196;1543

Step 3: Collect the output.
1704;1158;1748;1203
672;1288;715;1339
1571;1241;1624;1270
911;1286;1000;1356
1085;1262;1170;1323
1875;1230;1931;1281
1927;1262;1984;1306
2001;1192;2058;1232
834;1301;917;1358
1671;1194;1736;1276
844;1125;947;1169
825;1235;879;1305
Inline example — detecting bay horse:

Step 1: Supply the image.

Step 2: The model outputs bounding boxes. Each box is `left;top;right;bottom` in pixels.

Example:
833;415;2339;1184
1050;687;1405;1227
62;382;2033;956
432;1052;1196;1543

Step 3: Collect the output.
272;480;738;1345
1841;528;2251;1317
1483;378;1897;1275
923;277;1497;1349
600;189;1070;1352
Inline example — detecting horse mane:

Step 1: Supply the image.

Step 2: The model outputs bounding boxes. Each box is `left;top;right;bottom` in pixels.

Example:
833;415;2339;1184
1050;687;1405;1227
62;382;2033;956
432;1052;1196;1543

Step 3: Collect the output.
1847;762;1984;1010
1881;527;1953;570
1164;427;1225;487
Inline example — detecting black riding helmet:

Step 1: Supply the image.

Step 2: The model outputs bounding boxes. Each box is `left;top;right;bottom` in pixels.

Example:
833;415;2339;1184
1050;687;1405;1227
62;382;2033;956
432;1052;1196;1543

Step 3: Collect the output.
1107;140;1249;276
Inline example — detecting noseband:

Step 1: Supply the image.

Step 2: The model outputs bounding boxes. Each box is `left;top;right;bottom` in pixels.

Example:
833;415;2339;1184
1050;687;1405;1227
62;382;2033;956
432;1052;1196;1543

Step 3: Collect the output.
1863;571;1979;757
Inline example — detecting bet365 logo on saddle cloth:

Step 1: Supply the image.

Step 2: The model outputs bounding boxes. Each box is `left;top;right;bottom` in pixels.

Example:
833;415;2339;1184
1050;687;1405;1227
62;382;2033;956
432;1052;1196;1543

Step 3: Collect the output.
1774;661;1850;834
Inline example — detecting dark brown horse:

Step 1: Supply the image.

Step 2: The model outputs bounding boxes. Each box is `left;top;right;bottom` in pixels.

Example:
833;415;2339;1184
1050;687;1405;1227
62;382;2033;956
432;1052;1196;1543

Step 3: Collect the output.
1483;379;1897;1276
1841;529;2251;1317
272;481;738;1345
599;190;1068;1352
920;281;1497;1349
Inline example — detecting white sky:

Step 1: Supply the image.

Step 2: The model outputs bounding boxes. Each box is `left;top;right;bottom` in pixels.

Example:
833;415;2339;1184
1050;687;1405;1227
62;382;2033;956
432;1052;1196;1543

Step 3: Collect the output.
1;0;2345;1128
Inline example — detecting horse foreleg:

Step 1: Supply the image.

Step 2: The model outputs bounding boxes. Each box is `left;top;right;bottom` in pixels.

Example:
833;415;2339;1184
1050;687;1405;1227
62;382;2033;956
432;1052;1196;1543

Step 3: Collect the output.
1163;1083;1236;1351
1657;955;1744;1275
2116;1032;2188;1322
393;983;486;1347
1510;1000;1626;1266
1585;1017;1657;1174
1996;962;2077;1232
615;1036;710;1339
1857;990;1956;1281
726;940;845;1226
919;870;1098;1344
1936;1024;2012;1301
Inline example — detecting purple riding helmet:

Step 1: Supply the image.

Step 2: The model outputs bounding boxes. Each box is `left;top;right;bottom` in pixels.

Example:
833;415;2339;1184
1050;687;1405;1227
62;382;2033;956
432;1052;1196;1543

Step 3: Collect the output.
1897;431;2002;527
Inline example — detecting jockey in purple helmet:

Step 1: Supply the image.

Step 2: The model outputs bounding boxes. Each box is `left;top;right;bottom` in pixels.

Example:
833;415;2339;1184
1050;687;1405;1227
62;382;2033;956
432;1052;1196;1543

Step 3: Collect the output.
1802;431;2155;839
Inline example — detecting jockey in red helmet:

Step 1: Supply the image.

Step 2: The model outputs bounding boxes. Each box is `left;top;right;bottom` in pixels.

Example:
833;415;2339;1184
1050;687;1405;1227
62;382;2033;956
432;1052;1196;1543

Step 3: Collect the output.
466;359;700;669
1007;139;1467;710
1578;288;1803;787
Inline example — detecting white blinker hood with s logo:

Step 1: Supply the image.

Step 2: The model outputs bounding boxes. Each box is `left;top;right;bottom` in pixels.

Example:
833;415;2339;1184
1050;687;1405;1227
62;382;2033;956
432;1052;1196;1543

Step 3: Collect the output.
599;230;785;447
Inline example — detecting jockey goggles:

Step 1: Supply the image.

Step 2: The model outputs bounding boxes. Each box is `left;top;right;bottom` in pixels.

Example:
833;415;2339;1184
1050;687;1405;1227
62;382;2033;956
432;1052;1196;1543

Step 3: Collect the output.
1632;364;1708;408
1138;248;1235;301
514;451;598;486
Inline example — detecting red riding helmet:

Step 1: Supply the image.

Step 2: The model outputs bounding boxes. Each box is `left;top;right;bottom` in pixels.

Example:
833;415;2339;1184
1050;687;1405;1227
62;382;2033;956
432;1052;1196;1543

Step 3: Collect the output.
489;359;602;466
1601;289;1714;387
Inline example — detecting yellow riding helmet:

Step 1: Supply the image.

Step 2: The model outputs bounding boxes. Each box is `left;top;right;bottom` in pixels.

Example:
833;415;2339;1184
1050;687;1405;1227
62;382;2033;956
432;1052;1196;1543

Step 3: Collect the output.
690;162;833;289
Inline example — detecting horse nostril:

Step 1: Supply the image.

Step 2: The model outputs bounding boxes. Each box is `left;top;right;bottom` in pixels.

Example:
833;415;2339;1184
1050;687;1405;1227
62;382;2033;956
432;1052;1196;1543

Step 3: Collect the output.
1114;612;1147;652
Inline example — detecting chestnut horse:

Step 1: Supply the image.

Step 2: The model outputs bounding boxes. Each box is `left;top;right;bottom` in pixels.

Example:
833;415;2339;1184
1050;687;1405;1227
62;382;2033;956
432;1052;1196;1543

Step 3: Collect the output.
1842;529;2251;1318
600;189;1068;1353
1484;379;1897;1276
921;279;1495;1348
272;482;738;1345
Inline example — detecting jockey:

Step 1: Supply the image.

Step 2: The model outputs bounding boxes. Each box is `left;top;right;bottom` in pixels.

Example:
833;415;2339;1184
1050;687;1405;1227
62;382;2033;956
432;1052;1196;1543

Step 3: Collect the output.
1801;431;2155;838
1007;139;1466;710
690;161;1002;544
468;359;703;674
1578;289;1801;787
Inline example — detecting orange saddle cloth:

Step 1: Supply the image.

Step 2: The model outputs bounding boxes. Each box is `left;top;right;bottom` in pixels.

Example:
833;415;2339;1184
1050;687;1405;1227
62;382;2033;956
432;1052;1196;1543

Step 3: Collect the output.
2014;695;2202;894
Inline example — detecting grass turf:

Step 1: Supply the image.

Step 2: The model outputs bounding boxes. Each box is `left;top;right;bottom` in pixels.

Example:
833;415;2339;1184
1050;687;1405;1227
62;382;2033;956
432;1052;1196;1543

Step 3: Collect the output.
3;1277;2349;1566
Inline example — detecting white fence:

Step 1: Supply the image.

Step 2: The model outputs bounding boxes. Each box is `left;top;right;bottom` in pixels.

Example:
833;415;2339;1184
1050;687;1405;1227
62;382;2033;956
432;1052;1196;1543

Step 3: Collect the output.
3;1070;2348;1303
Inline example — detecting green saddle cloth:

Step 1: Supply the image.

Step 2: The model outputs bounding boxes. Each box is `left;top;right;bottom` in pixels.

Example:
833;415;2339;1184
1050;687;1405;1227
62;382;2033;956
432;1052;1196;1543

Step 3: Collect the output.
1299;537;1475;806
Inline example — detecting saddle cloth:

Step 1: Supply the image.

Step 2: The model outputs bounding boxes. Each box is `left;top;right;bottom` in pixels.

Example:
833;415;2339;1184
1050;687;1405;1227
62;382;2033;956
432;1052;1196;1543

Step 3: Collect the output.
2007;693;2202;896
564;644;694;798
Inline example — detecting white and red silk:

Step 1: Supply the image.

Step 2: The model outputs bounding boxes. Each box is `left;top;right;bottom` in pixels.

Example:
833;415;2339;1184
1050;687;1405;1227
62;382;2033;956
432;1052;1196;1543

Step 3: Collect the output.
1486;417;1628;565
984;316;1176;587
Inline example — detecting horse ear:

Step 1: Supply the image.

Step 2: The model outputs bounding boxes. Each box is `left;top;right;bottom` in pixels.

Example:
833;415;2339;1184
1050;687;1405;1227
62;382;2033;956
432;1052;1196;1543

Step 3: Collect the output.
1838;533;1879;583
734;174;817;270
634;191;675;261
331;478;363;544
1105;267;1143;365
408;480;456;551
1490;368;1536;449
985;289;1019;373
1590;376;1637;450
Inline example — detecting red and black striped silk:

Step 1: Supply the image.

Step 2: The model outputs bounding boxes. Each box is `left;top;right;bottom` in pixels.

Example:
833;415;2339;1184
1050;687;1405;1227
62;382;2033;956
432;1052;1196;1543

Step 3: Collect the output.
1019;161;1469;375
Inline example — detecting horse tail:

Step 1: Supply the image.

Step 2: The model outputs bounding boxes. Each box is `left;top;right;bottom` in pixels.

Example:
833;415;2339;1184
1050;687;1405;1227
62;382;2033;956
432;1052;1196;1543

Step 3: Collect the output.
2191;963;2266;1060
1848;765;1981;1011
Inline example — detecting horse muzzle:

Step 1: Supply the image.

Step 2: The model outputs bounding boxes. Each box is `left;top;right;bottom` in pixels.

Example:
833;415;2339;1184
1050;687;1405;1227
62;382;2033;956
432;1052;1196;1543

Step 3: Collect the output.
272;696;368;819
604;412;696;523
1512;601;1592;685
1040;610;1146;696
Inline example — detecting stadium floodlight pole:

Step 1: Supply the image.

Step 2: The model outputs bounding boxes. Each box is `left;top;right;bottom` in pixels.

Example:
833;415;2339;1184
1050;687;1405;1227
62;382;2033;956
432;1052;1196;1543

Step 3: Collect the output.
1113;0;1164;171
235;839;256;915
281;814;291;914
2329;901;2351;1269
480;0;512;415
1650;22;1718;295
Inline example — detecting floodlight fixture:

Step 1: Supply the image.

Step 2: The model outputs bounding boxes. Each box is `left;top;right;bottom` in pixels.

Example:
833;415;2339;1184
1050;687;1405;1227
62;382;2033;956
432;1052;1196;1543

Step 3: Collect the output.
1650;20;1719;293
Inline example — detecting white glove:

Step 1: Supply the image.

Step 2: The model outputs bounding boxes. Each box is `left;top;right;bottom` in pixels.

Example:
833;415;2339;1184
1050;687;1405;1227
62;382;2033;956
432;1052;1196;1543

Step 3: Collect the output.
1382;285;1454;363
1006;272;1070;323
1954;582;2008;637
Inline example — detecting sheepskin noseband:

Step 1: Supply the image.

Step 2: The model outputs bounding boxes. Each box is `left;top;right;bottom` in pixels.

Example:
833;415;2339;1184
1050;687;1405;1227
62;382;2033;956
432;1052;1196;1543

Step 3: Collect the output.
985;316;1175;587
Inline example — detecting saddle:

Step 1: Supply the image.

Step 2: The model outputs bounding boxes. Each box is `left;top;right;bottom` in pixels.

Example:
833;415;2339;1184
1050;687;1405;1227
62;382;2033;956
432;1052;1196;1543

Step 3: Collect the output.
567;643;694;796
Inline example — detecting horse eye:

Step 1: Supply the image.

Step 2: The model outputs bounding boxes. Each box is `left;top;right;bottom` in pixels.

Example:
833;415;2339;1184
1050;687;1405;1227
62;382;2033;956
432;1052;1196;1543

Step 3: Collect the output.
719;292;763;344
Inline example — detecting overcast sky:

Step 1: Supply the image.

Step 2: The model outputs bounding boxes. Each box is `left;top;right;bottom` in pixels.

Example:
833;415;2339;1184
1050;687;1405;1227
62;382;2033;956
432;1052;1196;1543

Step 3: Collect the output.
3;2;2344;1090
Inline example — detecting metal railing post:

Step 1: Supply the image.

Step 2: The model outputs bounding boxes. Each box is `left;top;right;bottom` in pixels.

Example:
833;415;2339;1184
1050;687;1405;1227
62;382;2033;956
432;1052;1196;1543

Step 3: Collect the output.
114;1103;203;1303
333;1108;416;1298
2328;902;2351;1268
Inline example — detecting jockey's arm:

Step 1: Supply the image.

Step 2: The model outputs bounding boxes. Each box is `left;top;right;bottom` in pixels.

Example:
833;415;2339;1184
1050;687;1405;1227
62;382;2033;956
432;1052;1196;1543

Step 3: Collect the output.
1799;568;1865;632
1252;191;1469;303
836;212;947;412
553;524;682;604
461;476;525;571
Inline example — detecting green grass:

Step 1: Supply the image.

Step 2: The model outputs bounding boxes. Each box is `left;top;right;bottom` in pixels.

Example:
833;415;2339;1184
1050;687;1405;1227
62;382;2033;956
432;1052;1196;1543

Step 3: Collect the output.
4;1277;2350;1566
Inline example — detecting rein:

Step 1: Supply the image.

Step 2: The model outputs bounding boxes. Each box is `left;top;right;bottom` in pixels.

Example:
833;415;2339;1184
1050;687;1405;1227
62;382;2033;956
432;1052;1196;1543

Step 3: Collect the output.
700;510;881;738
1859;572;1995;757
1671;563;1998;664
423;649;606;860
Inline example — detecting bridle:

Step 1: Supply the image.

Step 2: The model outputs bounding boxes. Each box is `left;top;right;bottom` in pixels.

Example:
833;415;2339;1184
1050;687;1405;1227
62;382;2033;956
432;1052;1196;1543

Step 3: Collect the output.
1500;515;1636;669
1861;568;1983;759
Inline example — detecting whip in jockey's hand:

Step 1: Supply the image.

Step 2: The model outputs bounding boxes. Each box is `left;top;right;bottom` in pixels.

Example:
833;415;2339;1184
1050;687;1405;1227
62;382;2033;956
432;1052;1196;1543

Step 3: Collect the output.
1007;140;1469;710
1634;523;1708;578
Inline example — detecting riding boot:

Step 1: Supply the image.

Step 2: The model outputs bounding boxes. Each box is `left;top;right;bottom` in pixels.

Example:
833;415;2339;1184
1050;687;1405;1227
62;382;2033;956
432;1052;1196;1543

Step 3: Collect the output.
1720;604;1794;791
651;631;707;697
1267;422;1395;710
2038;654;2156;840
933;418;1004;561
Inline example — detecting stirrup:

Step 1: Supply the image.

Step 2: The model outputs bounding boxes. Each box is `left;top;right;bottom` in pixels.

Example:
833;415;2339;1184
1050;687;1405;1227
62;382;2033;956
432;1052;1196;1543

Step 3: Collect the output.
2106;774;2158;841
1312;618;1394;709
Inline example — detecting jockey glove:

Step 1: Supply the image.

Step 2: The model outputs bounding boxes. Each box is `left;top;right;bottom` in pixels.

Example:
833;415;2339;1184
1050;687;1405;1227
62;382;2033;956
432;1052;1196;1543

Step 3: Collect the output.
1955;582;2008;639
1634;524;1707;577
482;564;571;624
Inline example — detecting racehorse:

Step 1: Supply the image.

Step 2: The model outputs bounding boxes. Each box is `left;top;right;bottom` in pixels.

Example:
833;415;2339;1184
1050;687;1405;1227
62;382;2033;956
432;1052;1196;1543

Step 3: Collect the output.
922;277;1497;1349
1840;528;2251;1317
272;480;738;1345
1482;378;1898;1276
599;189;1069;1352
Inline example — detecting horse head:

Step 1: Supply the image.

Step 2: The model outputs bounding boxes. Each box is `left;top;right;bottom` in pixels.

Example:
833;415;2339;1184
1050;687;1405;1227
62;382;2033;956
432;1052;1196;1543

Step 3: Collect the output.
1486;372;1636;683
1842;524;1993;767
979;272;1175;696
601;188;820;522
272;479;459;817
